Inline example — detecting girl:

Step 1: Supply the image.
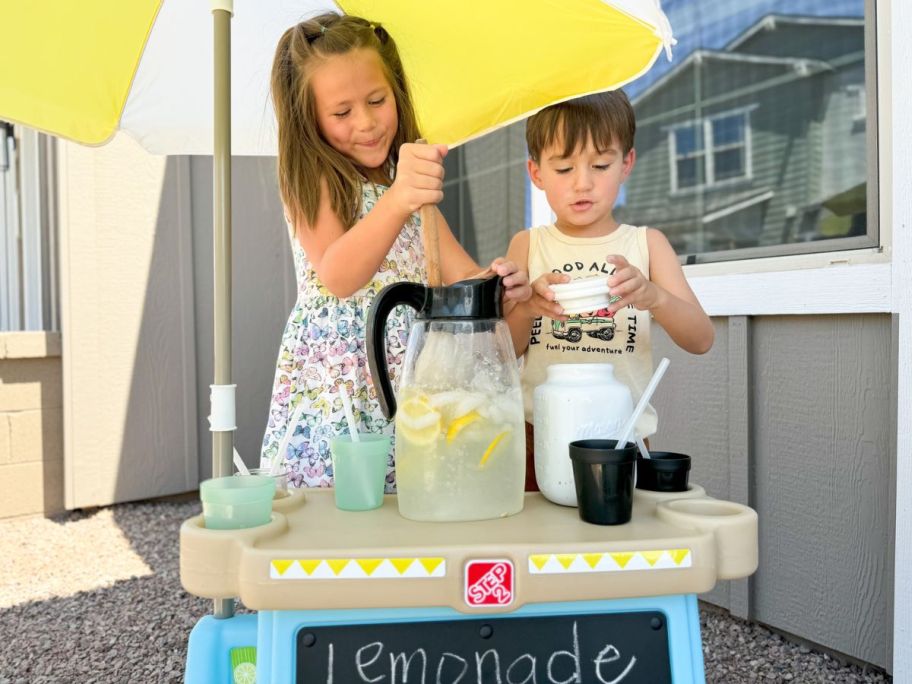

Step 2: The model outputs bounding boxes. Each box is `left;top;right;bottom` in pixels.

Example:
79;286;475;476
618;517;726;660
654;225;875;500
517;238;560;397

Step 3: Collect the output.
261;13;530;491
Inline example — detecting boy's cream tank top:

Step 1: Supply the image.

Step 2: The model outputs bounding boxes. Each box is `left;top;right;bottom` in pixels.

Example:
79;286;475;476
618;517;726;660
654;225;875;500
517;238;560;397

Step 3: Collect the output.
521;223;657;438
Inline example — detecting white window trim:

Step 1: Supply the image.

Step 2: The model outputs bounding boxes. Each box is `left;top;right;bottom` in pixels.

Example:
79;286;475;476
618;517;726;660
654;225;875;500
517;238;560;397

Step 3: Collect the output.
668;106;755;193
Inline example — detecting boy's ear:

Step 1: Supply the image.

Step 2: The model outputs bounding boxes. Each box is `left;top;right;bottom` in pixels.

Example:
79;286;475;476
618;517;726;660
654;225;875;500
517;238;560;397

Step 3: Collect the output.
527;158;545;189
622;148;637;180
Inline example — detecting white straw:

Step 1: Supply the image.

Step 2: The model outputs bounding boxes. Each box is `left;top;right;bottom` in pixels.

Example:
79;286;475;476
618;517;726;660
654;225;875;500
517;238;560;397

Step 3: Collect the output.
616;357;670;448
636;435;651;460
269;399;308;476
338;383;360;443
232;448;251;476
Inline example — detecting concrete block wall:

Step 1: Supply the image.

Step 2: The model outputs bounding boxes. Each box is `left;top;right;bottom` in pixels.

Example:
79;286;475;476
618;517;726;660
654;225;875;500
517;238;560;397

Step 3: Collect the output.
0;332;63;518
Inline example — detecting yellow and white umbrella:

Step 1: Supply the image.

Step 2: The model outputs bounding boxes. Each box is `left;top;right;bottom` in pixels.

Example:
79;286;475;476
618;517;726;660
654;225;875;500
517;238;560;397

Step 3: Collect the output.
1;0;673;153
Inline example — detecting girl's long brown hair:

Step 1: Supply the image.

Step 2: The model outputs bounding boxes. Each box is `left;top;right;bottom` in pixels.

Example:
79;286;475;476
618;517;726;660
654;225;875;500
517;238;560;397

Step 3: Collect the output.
271;13;421;230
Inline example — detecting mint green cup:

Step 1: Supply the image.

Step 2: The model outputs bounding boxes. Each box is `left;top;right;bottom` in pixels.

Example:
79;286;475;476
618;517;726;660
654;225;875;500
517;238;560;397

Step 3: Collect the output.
200;475;276;529
331;434;391;511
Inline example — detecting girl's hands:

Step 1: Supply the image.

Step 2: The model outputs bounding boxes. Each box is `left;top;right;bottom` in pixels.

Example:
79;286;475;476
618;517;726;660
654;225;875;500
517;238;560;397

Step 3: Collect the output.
489;258;532;304
605;255;663;315
388;143;448;215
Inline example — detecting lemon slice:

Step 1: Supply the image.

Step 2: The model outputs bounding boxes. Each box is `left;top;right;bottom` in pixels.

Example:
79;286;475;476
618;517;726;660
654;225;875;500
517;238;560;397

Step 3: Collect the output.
479;430;511;467
233;662;257;684
446;410;482;444
397;396;442;446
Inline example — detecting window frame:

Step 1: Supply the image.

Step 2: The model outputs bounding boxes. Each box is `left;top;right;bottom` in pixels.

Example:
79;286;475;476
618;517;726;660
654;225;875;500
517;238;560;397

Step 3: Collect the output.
668;106;755;194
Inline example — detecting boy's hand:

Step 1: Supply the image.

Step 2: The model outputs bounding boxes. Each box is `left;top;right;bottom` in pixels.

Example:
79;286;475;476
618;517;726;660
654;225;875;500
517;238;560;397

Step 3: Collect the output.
605;255;663;315
526;272;570;321
489;258;532;304
388;143;448;215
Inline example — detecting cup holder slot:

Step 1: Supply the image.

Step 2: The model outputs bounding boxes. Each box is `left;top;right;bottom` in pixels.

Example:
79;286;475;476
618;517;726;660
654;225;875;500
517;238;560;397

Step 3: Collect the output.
663;499;748;517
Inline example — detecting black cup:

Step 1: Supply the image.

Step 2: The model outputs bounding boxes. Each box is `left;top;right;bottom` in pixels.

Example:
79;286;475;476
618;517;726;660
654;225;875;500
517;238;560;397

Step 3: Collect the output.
635;451;691;492
569;439;636;525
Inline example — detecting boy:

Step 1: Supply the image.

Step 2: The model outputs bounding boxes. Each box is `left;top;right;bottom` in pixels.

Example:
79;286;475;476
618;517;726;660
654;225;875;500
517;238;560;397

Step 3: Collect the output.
504;91;714;490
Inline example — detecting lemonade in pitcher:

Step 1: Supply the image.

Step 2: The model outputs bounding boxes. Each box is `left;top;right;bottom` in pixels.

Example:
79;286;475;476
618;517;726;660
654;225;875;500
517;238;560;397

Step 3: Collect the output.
366;276;527;522
395;385;525;521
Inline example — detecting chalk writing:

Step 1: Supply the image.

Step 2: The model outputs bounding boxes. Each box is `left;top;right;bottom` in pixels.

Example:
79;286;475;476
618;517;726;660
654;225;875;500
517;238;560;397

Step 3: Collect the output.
298;612;671;684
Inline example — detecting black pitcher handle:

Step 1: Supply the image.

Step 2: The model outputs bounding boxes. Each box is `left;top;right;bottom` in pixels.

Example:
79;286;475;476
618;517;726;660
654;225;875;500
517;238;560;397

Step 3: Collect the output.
366;282;427;419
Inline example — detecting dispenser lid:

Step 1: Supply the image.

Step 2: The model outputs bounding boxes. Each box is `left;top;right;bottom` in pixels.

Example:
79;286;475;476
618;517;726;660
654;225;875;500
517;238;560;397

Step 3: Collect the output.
423;275;503;320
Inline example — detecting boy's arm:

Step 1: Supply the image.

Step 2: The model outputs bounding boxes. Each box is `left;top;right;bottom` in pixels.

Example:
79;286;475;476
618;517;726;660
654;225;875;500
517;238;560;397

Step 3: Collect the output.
643;229;714;354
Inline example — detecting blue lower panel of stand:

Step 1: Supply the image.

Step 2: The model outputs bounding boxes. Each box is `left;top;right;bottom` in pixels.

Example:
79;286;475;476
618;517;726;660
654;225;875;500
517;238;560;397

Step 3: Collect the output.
185;595;705;683
184;613;258;683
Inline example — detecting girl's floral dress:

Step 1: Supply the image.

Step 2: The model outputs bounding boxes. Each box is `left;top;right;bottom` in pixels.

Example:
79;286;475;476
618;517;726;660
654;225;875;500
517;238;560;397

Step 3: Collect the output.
260;182;426;492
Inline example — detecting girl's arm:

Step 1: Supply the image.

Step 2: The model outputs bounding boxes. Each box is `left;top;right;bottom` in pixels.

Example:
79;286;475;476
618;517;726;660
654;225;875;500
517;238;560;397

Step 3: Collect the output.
435;207;532;305
606;229;714;354
298;144;447;298
296;178;411;297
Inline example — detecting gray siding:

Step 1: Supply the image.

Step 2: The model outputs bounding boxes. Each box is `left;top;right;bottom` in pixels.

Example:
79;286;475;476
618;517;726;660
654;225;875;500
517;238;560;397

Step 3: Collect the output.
651;314;895;668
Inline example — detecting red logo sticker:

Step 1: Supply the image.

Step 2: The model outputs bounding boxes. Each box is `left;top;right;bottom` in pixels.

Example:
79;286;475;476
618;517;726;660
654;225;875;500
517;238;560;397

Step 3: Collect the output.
464;559;514;607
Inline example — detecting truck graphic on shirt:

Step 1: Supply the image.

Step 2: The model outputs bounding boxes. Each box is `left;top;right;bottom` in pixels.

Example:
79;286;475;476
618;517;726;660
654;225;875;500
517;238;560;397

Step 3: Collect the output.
551;307;616;343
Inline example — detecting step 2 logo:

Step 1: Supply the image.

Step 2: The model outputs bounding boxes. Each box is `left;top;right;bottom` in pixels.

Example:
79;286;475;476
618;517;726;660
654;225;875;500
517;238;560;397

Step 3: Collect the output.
464;559;514;607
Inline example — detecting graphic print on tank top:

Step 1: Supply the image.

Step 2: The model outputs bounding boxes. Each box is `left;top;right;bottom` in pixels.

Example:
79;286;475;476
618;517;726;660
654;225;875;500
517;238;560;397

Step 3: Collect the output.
528;258;645;358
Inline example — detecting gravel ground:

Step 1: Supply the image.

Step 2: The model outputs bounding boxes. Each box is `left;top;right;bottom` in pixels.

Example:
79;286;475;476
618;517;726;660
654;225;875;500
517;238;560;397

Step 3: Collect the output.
0;499;894;683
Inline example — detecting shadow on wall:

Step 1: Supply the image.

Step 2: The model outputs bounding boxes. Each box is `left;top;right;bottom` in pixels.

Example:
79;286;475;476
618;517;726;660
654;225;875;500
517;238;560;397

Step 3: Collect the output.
101;155;293;508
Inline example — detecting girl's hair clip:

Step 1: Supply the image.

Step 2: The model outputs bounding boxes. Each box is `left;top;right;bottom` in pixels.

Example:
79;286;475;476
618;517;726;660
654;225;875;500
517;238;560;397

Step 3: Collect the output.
320;24;327;34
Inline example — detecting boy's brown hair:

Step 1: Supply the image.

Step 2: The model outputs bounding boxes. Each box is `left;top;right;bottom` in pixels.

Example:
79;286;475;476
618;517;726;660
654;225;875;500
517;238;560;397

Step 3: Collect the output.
526;90;636;162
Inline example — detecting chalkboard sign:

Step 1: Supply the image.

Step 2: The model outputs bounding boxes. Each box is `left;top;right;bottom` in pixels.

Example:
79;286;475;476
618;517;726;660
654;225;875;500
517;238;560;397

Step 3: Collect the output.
296;611;671;683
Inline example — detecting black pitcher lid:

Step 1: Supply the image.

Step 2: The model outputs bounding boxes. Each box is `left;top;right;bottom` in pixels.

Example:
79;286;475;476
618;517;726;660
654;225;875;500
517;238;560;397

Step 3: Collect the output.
422;275;503;320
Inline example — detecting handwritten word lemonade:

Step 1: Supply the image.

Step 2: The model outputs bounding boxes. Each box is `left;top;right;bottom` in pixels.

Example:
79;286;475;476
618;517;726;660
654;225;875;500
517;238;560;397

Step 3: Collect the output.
395;383;525;522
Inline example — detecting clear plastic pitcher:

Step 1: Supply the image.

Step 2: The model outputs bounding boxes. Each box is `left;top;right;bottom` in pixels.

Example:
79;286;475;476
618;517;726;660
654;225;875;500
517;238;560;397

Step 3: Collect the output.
367;277;525;522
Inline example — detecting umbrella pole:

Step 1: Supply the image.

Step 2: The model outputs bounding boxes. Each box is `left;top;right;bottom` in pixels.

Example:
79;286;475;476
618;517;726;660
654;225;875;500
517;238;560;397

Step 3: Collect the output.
212;0;235;620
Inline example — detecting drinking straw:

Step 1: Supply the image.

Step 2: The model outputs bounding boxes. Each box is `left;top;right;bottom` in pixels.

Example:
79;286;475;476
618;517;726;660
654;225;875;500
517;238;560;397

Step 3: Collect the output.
269;399;308;476
616;357;671;448
636;436;651;460
338;382;361;443
232;447;251;476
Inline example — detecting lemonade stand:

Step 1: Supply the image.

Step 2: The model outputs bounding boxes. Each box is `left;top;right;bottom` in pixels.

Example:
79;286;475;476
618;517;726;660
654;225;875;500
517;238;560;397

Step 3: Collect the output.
181;482;758;682
182;277;759;683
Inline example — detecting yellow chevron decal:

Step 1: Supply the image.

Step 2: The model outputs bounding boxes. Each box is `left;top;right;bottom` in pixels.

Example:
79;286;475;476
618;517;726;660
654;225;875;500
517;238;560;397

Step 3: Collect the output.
530;554;549;571
556;554;576;570
670;549;690;565
583;553;603;569
299;559;322;575
419;557;444;575
327;559;350;576
391;558;415;575
271;560;294;576
270;556;447;580
528;549;693;574
356;558;384;576
641;550;664;567
611;552;634;569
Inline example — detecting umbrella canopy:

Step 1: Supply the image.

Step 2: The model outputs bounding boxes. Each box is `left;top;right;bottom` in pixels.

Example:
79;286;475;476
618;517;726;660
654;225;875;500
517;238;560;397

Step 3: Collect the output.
0;0;673;154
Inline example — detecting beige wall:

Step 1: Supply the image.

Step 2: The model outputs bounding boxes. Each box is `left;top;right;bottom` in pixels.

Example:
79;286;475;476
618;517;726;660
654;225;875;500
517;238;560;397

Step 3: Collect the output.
0;332;63;518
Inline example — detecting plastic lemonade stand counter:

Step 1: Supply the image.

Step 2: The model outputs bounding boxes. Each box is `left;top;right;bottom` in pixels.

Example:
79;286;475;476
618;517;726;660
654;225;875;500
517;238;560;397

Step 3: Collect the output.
182;281;757;681
180;484;757;682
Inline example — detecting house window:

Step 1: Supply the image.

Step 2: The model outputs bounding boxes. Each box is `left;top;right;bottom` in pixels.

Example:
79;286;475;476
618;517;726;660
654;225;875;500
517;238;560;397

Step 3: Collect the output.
1;124;58;332
671;110;751;192
438;122;528;266
617;0;876;264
